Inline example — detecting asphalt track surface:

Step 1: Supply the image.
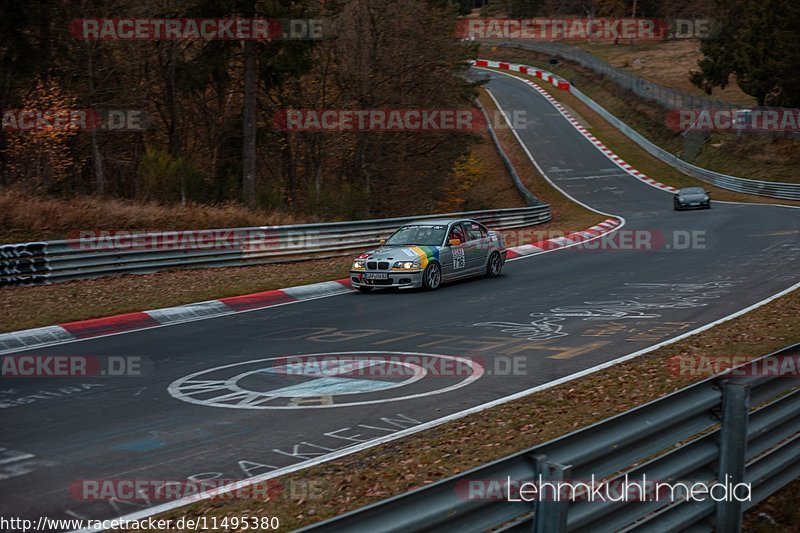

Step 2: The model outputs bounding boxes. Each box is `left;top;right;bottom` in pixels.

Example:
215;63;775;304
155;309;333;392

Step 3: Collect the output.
1;70;799;527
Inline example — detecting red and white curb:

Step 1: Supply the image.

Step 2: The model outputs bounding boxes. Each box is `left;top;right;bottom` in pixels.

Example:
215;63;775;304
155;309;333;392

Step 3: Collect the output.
0;280;353;353
473;59;679;194
505;217;620;259
0;218;621;354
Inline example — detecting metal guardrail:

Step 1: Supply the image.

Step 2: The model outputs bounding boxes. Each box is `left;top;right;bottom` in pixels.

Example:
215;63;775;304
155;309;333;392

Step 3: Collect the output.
303;343;800;532
495;41;738;112
0;205;551;287
474;57;800;200
475;98;543;207
1;98;548;289
568;84;800;201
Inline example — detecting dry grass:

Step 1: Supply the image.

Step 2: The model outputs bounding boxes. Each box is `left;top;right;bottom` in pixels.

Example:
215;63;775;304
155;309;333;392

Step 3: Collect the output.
744;477;800;532
571;40;756;105
0;187;303;244
462;131;528;211
146;287;800;531
1;122;527;247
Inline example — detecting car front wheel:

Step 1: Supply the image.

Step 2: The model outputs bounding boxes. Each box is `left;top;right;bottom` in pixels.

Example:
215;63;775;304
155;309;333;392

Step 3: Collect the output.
422;262;441;291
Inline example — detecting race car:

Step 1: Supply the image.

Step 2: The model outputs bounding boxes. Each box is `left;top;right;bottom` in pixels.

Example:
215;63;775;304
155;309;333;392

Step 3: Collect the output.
674;186;711;210
350;218;507;292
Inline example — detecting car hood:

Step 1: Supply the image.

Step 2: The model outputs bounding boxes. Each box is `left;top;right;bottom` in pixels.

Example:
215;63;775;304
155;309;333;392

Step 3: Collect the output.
358;245;441;268
678;193;709;202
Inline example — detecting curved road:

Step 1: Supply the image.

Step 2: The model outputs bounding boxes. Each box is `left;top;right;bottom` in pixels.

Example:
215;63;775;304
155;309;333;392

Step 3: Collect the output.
1;70;798;526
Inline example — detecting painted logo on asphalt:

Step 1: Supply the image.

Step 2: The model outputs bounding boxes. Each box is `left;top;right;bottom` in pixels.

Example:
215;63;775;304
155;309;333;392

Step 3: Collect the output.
168;351;484;409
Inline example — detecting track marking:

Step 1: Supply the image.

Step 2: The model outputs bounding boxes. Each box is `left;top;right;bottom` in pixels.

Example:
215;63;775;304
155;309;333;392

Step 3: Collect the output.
85;280;800;532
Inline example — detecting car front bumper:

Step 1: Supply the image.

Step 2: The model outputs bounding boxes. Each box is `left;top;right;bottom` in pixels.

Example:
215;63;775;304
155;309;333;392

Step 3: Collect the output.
677;201;710;209
350;270;424;289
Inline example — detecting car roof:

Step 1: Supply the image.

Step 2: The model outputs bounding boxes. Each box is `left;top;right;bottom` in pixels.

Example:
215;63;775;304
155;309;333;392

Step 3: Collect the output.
679;186;706;192
403;218;475;226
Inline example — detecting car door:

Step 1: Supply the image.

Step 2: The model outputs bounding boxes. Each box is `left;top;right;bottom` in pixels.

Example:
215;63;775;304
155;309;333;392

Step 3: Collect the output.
464;221;490;274
443;223;470;280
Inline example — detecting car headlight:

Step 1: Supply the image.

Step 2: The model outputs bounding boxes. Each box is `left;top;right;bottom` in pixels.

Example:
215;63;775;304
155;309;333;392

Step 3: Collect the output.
352;259;366;270
393;260;420;270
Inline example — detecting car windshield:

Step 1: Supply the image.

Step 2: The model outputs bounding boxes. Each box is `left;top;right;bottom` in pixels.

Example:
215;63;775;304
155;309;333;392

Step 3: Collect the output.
384;225;447;246
681;187;706;195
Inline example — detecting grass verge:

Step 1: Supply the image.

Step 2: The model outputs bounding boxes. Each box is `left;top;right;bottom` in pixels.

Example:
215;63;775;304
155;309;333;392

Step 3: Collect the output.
143;287;799;531
0;188;303;244
570;40;755;105
744;477;800;532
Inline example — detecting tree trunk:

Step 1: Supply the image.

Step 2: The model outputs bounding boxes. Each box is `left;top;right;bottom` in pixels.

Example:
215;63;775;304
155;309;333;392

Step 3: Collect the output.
91;130;105;195
242;38;257;208
86;47;105;195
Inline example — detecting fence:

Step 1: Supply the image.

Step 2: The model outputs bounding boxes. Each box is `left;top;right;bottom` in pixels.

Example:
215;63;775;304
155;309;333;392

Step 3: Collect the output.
302;343;800;532
0;205;551;288
473;58;800;200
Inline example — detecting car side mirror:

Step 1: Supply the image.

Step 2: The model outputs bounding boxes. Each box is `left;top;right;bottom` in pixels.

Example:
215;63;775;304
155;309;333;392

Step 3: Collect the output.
449;238;461;246
379;239;386;246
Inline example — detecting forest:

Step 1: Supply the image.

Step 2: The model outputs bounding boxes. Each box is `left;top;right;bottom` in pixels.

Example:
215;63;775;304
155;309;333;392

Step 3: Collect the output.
1;0;796;223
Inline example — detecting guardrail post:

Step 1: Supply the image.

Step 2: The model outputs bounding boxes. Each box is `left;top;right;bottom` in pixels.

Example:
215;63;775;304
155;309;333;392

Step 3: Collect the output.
532;455;570;533
716;381;750;532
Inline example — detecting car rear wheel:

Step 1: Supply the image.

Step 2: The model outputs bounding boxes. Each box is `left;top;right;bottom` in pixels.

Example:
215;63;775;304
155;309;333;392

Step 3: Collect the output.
422;262;441;291
486;252;503;277
356;286;373;293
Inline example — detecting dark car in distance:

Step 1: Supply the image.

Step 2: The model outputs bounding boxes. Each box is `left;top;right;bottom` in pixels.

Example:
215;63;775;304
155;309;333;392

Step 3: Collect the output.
674;186;711;211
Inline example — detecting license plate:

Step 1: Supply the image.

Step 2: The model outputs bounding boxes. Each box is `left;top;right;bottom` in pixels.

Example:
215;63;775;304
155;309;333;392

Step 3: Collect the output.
364;273;388;280
690;203;699;206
